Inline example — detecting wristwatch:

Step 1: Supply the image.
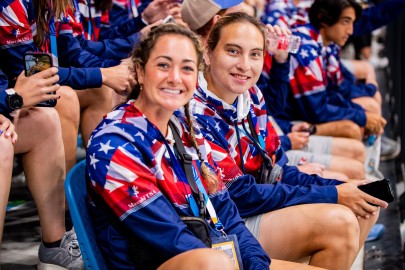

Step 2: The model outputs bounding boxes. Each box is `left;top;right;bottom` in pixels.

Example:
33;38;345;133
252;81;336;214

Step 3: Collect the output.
5;88;23;111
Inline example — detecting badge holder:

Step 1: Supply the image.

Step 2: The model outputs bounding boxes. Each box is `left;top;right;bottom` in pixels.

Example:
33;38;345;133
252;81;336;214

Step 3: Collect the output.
169;121;243;269
212;234;244;270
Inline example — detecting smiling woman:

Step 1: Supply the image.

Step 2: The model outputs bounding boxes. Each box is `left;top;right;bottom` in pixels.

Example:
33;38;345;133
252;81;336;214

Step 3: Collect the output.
86;23;284;270
190;12;387;270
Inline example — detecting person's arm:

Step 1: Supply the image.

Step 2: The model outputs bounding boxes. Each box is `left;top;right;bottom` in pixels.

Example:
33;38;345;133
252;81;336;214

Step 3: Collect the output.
289;46;367;126
0;70;12;117
87;131;208;263
279;134;291;150
57;23;121;68
338;62;377;99
104;0;152;38
281;164;343;186
354;0;405;36
77;32;141;60
57;67;102;89
257;56;290;117
224;173;338;218
205;133;340;217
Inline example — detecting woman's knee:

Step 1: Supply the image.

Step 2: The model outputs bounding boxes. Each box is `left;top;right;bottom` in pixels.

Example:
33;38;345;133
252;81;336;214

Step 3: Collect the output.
349;140;366;162
341;121;362;140
326;205;360;250
55;86;80;126
0;136;14;163
344;159;365;179
158;249;234;270
29;108;63;140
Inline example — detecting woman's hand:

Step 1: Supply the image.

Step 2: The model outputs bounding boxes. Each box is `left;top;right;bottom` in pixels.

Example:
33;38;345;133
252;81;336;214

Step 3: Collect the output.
101;60;134;96
287;131;309;150
291;122;310;132
14;67;60;108
0;114;17;143
264;24;291;63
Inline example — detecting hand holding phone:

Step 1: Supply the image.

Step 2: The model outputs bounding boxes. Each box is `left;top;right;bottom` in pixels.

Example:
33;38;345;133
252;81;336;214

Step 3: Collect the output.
358;178;395;205
24;52;57;107
303;125;317;135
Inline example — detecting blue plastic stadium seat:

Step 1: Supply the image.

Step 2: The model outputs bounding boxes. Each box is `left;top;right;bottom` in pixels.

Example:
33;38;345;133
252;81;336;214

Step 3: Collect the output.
65;160;107;270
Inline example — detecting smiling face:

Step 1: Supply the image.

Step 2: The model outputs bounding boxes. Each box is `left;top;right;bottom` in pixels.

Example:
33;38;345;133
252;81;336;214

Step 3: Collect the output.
205;21;264;104
135;34;198;117
320;7;356;46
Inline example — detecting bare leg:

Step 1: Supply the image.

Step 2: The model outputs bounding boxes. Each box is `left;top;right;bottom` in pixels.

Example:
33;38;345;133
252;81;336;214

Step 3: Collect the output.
54;86;80;172
331;137;366;163
357;208;379;249
328;156;365;179
257;204;361;270
158;249;234;270
322;169;349;181
14;108;66;243
271;259;327;269
316;120;363;140
352;96;381;115
0;136;13;245
76;86;114;147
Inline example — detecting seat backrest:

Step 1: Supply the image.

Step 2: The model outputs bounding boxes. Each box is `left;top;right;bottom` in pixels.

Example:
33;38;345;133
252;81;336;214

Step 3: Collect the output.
65;160;108;270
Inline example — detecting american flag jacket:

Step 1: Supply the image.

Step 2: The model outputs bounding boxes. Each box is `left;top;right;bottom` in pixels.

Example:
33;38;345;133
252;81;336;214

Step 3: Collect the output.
285;24;368;126
261;0;404;36
0;0;103;89
189;73;341;218
86;101;270;269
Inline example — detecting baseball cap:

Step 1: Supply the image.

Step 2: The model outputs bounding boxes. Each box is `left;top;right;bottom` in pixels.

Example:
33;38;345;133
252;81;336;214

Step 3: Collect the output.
181;0;243;31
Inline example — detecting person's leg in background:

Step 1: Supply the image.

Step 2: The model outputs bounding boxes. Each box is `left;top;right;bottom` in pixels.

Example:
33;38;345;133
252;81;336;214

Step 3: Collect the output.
76;86;114;147
13;108;83;269
54;86;80;173
0;131;14;246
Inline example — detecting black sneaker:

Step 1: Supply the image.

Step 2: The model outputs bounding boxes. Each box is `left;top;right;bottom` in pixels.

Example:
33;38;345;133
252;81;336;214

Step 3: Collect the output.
380;136;401;161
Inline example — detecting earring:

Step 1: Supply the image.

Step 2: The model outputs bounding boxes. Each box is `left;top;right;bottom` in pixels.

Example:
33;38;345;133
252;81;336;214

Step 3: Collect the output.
139;84;144;91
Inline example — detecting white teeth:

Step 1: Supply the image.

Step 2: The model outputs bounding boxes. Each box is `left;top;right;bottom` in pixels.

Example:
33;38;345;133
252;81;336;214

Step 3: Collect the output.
233;74;248;80
162;89;181;94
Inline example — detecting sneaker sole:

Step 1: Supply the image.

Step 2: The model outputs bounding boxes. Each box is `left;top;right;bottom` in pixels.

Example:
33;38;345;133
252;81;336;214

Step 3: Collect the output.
380;146;401;161
37;262;69;270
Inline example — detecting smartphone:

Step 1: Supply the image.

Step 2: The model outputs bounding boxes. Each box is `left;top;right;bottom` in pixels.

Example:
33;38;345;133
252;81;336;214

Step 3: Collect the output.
300;125;317;135
24;52;57;107
358;178;395;205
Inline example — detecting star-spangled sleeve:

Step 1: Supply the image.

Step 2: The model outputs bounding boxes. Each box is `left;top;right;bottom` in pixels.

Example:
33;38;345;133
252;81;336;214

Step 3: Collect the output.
87;131;208;261
289;50;367;126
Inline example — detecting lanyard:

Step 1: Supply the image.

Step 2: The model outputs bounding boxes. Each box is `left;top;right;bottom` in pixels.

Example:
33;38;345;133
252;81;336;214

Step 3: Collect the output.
72;0;81;22
240;112;273;169
168;121;224;232
128;0;138;18
48;17;59;66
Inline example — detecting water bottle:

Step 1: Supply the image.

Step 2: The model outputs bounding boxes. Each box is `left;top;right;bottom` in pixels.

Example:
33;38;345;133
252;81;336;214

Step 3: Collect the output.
266;33;301;54
364;134;377;146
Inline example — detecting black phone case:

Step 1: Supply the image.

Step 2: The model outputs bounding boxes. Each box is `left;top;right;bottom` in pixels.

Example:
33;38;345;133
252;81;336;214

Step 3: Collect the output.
358;178;395;204
24;52;57;107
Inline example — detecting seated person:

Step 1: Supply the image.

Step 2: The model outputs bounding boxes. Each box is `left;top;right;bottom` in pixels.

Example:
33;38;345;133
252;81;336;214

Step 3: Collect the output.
272;117;365;180
86;23;319;270
0;68;84;269
181;0;365;180
190;12;387;270
282;0;386;140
